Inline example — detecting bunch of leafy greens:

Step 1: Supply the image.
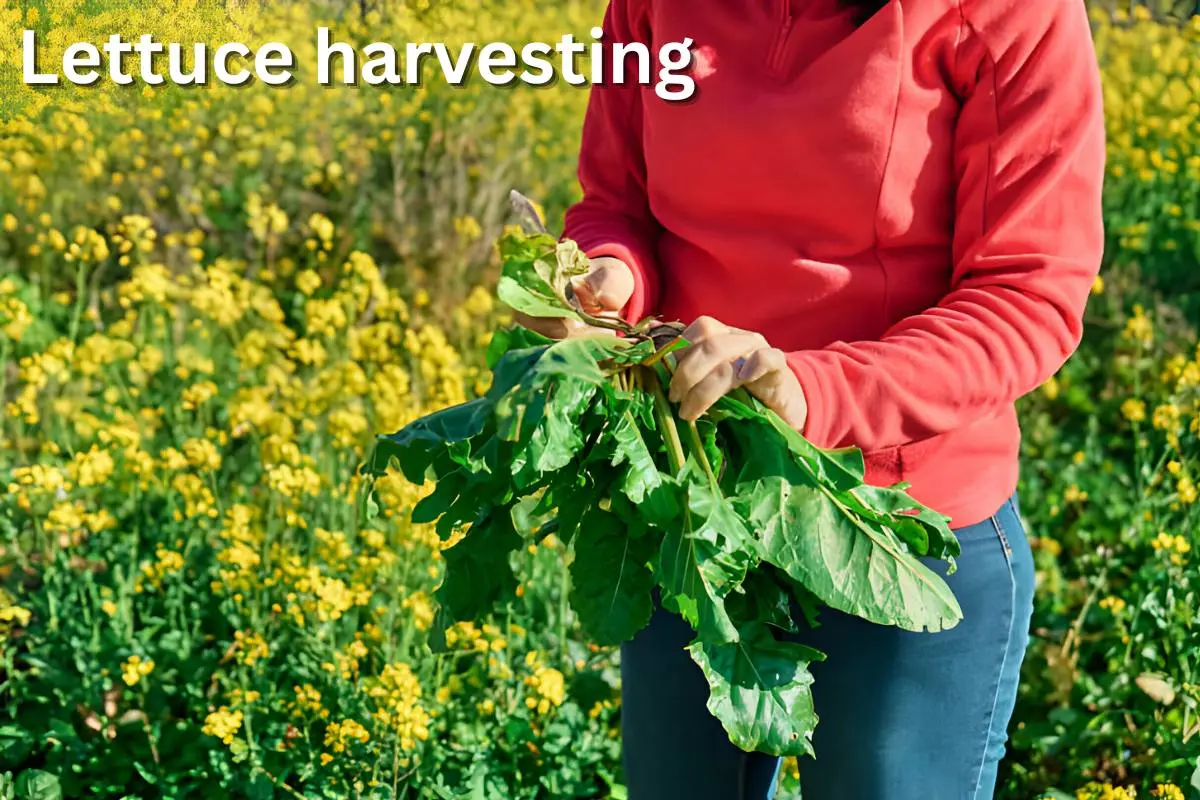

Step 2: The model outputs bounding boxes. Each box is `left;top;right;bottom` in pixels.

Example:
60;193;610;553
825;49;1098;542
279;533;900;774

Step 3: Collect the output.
363;225;963;758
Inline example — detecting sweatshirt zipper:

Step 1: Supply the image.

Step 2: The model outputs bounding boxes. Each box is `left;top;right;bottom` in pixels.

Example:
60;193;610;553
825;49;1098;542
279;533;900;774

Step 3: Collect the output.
766;0;794;75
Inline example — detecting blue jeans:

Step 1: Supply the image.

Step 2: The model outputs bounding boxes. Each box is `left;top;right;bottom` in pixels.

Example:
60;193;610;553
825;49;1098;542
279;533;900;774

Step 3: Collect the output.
620;494;1035;800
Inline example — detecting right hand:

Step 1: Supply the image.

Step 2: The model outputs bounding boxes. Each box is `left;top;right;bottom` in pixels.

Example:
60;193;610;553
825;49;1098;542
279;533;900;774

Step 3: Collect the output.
513;255;635;339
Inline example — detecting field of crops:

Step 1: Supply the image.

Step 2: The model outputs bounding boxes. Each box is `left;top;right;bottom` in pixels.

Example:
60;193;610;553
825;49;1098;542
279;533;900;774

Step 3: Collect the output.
1;1;1199;798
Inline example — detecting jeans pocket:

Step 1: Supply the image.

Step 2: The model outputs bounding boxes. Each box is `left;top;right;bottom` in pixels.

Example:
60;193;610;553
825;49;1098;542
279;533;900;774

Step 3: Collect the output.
989;512;1014;563
990;496;1037;596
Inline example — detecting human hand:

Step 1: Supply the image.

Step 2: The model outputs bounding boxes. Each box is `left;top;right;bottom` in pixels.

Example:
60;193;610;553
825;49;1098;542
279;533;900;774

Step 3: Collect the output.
668;315;808;431
512;255;635;339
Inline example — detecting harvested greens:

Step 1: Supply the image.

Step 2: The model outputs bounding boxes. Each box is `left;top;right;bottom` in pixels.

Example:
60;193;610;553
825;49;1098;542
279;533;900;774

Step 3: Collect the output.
363;204;963;757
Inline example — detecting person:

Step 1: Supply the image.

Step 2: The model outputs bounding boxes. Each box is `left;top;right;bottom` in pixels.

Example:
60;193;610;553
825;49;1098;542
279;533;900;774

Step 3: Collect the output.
516;0;1105;797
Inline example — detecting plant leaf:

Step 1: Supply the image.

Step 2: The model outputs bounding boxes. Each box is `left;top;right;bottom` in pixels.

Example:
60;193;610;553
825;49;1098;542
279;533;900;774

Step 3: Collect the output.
569;507;658;646
497;274;581;321
369;398;491;482
435;506;522;623
486;325;552;369
689;622;823;757
746;477;962;632
657;458;758;644
848;483;960;562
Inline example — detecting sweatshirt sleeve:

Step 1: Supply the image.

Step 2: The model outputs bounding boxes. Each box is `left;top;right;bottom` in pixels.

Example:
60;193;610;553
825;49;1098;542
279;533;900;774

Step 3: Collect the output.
561;0;661;324
786;0;1106;452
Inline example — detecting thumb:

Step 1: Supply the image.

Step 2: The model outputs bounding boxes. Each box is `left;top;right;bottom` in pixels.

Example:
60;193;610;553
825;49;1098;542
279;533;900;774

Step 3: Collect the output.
572;257;635;314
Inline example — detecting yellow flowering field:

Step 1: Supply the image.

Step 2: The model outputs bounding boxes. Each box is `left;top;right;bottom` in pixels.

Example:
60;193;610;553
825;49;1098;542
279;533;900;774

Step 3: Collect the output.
0;1;1197;798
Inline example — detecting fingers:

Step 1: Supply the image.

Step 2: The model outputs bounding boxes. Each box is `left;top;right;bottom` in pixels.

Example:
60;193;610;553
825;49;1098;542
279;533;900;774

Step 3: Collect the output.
735;347;788;385
571;256;635;314
512;311;592;340
677;361;737;421
680;314;728;342
669;323;766;404
664;315;790;422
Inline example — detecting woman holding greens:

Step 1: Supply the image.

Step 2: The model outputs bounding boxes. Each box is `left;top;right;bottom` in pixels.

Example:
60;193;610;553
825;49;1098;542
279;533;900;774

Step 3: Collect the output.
519;0;1105;797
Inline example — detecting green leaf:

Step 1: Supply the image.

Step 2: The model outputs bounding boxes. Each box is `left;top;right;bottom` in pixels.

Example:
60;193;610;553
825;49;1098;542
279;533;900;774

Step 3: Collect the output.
849;483;960;562
726;568;798;634
689;623;823;757
526;381;599;475
554;238;592;285
14;771;61;800
436;506;522;622
712;392;861;491
569;507;658;646
746;477;962;633
658;457;758;644
486;325;552;369
609;407;664;505
497;274;581;321
370;398;491;482
602;394;681;527
496;230;580;320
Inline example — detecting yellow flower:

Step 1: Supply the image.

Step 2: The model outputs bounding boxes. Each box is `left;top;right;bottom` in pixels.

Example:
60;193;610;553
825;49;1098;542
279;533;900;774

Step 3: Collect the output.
324;719;370;753
1178;474;1198;504
120;655;155;687
45;501;87;535
68;446;115;487
10;464;68;495
291;684;328;719
402;592;435;631
524;665;566;715
296;269;322;296
182;438;222;471
1152;784;1185;800
181;381;219;410
138;548;186;592
1121;399;1146;423
0;296;33;341
0;588;32;642
202;706;243;746
1076;782;1139;800
1122;305;1154;347
453;215;483;242
366;662;430;750
230;630;270;667
1098;595;1126;615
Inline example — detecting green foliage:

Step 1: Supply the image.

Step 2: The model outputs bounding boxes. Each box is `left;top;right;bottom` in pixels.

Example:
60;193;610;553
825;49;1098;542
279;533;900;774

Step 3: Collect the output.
366;230;963;758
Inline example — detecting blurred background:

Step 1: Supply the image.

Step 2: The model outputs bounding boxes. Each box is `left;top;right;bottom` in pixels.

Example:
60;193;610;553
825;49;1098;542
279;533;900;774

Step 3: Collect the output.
0;1;1198;798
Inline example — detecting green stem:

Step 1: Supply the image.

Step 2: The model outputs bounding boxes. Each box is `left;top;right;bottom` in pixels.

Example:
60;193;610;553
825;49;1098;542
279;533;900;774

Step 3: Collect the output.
573;309;639;337
558;556;570;664
685;420;719;487
551;285;640;338
67;260;88;346
646;367;686;473
0;336;8;401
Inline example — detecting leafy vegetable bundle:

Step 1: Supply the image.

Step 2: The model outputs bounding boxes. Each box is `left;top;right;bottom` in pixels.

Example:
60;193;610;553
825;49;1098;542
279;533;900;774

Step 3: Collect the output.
364;211;963;757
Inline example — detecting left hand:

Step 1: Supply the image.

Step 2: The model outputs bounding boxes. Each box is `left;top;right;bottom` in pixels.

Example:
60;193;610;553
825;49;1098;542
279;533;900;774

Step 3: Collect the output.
668;316;808;430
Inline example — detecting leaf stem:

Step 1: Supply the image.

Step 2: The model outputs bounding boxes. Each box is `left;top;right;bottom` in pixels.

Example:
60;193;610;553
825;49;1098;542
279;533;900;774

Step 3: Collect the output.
685;420;719;487
642;336;684;368
645;367;686;474
574;309;640;336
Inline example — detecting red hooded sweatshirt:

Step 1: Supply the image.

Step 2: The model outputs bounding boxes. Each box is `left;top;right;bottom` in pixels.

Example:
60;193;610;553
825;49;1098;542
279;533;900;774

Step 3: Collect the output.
562;0;1106;527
